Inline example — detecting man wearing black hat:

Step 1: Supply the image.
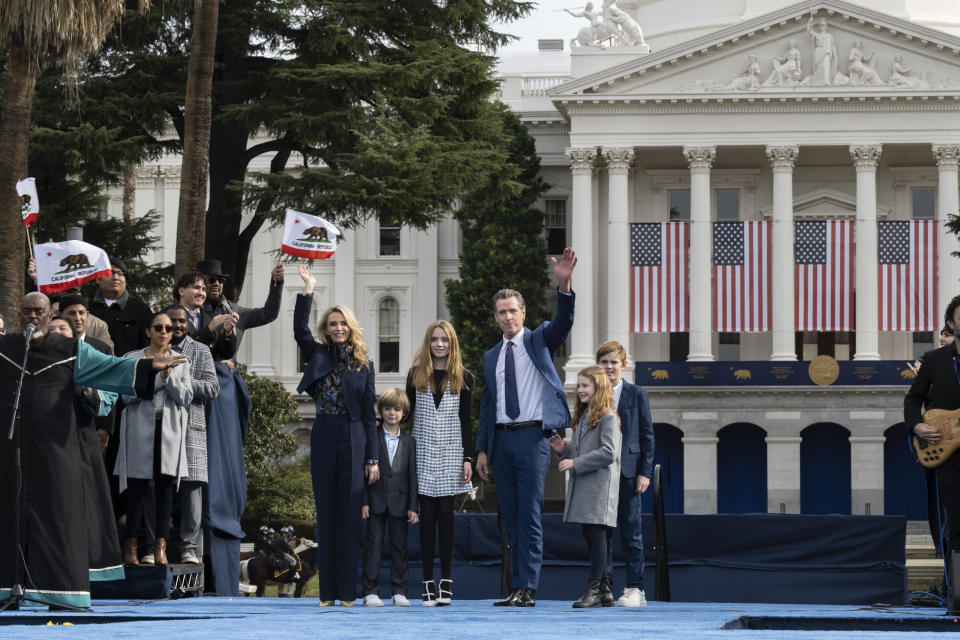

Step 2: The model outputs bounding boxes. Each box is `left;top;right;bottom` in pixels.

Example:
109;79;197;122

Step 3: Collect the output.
197;259;284;356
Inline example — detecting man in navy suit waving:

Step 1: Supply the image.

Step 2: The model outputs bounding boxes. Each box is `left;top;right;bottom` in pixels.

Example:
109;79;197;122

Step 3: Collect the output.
597;340;654;607
476;247;577;608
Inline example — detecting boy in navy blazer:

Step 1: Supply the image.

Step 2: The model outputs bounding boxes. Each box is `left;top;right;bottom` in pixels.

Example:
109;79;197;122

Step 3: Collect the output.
597;340;654;607
361;388;419;607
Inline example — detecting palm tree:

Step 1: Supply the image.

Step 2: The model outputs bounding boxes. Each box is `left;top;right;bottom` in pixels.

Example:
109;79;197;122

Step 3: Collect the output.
175;0;219;276
0;0;148;323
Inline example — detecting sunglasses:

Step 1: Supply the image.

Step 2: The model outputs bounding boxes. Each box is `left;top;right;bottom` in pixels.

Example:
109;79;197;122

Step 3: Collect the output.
205;275;225;284
152;324;174;333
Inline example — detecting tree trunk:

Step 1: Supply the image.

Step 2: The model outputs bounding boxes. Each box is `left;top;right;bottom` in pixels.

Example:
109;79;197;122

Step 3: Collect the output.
122;161;137;221
0;42;38;327
175;0;219;277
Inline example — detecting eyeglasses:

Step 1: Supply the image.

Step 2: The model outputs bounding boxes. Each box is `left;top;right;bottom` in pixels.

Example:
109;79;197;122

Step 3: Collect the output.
205;275;225;284
152;324;174;333
111;271;125;278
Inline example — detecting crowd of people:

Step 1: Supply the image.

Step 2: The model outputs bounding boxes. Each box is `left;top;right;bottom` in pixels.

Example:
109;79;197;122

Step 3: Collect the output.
0;255;283;608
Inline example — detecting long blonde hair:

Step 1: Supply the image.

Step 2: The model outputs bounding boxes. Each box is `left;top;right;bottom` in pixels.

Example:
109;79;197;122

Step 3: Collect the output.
571;365;619;431
316;304;370;371
410;320;469;394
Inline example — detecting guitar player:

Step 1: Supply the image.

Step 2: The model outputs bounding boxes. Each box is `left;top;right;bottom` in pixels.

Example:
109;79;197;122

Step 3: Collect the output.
905;295;960;583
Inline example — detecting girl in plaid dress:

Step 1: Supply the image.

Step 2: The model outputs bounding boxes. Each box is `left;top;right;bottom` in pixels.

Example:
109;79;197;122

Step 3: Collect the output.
406;321;474;606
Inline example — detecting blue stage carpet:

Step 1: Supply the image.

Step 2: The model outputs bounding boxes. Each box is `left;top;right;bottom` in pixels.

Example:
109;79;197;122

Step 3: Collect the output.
0;599;957;639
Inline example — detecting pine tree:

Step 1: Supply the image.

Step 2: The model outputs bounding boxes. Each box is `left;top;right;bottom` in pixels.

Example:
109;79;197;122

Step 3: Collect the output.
445;107;551;424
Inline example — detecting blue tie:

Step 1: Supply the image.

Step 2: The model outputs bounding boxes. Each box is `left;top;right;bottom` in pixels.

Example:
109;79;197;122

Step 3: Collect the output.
504;341;520;420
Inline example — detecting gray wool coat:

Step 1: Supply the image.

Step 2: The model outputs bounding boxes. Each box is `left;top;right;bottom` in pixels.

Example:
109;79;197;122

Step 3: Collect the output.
560;410;622;527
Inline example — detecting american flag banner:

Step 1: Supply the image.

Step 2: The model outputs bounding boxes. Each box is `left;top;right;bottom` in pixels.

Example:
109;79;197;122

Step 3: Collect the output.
794;220;854;332
878;220;937;331
713;221;771;332
630;222;689;332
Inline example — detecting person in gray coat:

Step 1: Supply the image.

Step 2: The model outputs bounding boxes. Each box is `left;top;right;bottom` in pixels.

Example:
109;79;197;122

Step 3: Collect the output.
549;365;621;609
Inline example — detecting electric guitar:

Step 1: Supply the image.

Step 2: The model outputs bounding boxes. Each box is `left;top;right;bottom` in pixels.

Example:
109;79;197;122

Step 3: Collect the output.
913;408;960;468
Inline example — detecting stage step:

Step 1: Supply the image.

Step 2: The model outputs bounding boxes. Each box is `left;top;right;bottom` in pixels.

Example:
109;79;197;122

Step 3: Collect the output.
907;558;943;586
906;544;938;560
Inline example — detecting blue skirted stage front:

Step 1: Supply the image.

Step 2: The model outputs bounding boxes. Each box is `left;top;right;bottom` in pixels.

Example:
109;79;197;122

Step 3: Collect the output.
365;513;906;604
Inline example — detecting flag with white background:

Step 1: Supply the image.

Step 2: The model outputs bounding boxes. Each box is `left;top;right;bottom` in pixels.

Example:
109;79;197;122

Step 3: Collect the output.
16;177;39;227
35;240;112;294
280;209;341;260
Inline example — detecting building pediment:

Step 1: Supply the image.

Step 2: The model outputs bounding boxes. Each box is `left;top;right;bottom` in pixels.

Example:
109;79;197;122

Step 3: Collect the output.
550;0;960;102
759;187;891;220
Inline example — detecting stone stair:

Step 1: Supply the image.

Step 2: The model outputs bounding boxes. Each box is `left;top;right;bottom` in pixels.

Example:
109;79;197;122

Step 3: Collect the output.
905;520;942;589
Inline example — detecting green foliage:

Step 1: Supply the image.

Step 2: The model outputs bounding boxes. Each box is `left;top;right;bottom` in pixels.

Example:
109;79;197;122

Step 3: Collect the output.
73;0;535;298
240;366;313;523
445;107;551;427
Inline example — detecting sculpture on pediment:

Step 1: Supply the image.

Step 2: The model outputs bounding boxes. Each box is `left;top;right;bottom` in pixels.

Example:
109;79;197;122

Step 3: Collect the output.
847;40;884;86
567;2;610;48
762;39;802;87
888;54;930;89
725;54;761;91
806;17;844;86
607;1;649;50
566;0;649;50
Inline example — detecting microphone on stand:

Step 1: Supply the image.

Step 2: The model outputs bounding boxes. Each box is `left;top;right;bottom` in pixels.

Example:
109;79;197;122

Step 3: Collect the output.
23;323;37;344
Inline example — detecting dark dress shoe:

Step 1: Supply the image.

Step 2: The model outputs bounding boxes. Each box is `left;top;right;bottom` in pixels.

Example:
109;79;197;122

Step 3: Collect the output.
516;588;537;607
493;588;521;606
572;578;603;608
599;576;615;607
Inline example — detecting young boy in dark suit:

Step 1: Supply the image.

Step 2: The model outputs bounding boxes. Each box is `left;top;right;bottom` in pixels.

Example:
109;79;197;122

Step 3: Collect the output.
362;388;419;606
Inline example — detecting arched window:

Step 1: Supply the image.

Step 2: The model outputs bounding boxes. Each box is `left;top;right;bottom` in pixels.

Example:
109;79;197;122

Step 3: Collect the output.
378;298;400;373
800;422;851;514
717;423;767;514
641;423;684;514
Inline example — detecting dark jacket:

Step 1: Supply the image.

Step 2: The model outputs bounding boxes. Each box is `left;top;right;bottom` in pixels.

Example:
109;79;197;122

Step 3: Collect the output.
904;344;960;434
617;380;655;479
202;280;283;352
364;429;418;517
89;289;153;358
294;294;377;461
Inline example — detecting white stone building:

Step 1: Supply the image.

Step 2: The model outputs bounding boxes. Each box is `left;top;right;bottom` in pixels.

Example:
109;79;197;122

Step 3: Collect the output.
115;0;960;517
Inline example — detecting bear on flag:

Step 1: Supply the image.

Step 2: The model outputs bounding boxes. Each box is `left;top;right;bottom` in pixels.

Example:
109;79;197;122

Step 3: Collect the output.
34;240;112;294
17;177;39;227
280;209;341;260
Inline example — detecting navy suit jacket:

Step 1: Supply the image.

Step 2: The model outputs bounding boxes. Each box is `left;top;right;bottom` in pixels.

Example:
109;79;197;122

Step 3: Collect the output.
294;294;378;461
476;290;575;462
617;380;655;479
364;429;418;517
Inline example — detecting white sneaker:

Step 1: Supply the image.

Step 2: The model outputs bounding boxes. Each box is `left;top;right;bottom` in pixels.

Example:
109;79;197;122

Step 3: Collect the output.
140;553;155;565
391;594;411;607
181;550;200;565
617;588;647;607
363;594;384;607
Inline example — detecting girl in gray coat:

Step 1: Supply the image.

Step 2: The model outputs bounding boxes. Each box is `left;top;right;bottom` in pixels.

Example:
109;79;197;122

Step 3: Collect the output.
549;365;621;608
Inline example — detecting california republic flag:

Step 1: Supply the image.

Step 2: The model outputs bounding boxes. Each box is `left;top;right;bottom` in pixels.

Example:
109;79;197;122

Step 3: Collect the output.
35;240;112;294
16;177;39;227
281;209;341;260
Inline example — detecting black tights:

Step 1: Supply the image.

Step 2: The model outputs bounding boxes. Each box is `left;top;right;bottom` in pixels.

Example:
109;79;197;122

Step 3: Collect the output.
418;495;454;581
582;524;610;579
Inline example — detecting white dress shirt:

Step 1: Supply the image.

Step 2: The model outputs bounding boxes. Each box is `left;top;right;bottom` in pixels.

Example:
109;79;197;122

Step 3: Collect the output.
612;379;623;409
383;427;400;466
495;328;543;424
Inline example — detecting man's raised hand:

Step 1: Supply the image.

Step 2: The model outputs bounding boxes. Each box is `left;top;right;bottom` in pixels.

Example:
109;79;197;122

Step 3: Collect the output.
551;247;577;293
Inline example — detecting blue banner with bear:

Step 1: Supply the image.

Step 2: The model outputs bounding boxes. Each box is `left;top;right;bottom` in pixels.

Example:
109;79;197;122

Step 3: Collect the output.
635;360;916;386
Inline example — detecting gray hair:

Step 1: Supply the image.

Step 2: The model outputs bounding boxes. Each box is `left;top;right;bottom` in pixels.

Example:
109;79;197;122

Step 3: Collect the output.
492;289;525;311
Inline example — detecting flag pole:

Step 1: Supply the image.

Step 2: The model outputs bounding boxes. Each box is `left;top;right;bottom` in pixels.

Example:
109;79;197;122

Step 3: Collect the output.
24;225;37;291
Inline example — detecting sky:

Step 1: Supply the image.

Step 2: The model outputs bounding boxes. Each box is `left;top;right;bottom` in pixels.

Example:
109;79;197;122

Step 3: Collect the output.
495;0;583;52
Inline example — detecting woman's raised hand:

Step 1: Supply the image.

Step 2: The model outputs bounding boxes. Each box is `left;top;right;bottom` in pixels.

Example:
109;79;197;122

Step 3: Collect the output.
297;264;315;295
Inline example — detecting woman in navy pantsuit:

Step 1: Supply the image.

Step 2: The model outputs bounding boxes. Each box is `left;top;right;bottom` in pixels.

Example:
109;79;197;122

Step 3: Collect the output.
294;265;379;606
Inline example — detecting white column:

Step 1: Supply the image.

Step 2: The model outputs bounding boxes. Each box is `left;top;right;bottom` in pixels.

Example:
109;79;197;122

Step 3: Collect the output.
334;230;356;311
564;147;597;386
933;145;960;315
849;436;885;514
603;147;635;351
766;146;799;361
683;146;716;361
765;436;801;513
682;436;718;514
417;226;439;323
850;145;882;360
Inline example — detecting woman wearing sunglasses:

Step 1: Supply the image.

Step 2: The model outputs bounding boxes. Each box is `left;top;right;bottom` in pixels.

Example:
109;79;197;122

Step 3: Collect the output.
114;312;194;566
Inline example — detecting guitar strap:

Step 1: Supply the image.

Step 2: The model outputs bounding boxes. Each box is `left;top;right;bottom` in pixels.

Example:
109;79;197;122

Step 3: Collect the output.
953;354;960;390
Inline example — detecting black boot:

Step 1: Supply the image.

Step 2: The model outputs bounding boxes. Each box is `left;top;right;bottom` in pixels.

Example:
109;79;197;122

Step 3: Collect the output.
572;578;603;609
493;588;521;607
599;576;614;607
